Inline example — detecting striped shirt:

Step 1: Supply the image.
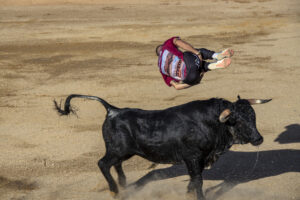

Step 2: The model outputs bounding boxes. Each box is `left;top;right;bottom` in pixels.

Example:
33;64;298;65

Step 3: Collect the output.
159;49;186;81
158;37;187;86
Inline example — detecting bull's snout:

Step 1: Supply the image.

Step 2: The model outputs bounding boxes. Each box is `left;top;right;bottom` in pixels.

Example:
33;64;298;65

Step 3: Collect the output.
251;135;263;146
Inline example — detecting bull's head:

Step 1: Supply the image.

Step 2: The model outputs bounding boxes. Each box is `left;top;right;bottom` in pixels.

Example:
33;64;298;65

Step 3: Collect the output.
219;96;271;146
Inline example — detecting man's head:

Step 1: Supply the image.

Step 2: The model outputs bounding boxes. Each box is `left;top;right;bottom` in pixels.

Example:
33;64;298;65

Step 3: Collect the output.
155;45;162;56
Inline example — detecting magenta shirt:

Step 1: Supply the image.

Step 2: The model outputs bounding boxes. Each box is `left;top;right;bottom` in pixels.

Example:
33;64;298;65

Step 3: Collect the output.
158;37;186;86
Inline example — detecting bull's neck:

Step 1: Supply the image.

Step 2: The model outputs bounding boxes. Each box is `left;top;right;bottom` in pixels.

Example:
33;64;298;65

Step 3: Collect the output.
217;99;235;151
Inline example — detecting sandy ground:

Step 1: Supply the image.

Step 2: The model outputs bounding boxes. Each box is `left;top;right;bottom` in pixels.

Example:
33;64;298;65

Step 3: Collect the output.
0;0;300;199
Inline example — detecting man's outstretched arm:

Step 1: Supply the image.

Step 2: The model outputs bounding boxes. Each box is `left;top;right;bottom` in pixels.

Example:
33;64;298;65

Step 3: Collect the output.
173;38;202;60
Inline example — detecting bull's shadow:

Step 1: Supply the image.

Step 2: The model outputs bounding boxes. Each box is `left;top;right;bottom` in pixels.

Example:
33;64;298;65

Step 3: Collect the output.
131;149;300;200
274;124;300;144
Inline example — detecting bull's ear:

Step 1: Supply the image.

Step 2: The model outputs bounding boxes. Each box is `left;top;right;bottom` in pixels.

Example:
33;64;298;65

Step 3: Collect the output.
219;109;231;123
246;99;272;105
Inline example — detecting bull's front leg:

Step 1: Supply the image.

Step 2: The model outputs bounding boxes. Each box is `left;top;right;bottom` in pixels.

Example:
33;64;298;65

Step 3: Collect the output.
184;158;205;200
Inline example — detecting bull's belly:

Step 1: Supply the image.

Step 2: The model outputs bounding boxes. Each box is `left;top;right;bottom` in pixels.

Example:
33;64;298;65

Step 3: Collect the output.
130;128;205;164
135;146;184;164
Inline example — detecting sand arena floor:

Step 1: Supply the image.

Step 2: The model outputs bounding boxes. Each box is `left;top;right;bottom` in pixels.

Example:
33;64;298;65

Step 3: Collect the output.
0;0;299;199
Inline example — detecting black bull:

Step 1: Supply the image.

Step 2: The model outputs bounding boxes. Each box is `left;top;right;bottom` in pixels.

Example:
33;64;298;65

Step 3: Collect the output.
54;94;271;200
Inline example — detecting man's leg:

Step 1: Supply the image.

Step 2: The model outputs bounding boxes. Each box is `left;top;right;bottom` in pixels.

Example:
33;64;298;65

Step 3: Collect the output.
196;48;215;60
197;48;234;60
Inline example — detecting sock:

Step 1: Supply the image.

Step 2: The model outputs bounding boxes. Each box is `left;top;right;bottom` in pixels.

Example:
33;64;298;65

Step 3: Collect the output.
212;53;220;60
207;62;218;70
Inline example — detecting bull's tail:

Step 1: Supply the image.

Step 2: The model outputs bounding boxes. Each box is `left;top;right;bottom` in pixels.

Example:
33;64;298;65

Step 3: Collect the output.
53;94;117;116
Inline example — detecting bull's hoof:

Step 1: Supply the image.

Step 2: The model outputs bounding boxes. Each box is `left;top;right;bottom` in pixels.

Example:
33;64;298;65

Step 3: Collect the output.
110;191;119;199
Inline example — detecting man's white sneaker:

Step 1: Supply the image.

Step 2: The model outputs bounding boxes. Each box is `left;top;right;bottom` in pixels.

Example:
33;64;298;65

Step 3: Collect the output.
215;48;234;60
208;58;232;70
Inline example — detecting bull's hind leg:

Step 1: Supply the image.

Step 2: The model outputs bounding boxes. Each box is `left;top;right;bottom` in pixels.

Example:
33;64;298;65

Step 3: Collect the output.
98;154;120;198
114;154;133;188
114;162;126;188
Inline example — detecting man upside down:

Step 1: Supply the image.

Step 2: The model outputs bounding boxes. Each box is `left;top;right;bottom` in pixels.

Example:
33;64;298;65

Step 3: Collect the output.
156;36;234;90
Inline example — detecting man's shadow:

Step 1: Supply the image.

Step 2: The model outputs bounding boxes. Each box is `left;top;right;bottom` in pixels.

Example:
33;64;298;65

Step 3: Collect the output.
274;124;300;144
129;123;300;200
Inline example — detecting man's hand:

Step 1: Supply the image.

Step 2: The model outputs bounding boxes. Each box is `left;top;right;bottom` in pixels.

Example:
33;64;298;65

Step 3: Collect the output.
196;52;203;61
170;80;191;90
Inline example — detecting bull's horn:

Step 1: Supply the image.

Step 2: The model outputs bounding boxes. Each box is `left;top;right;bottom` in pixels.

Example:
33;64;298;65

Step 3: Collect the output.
247;99;272;105
219;109;231;123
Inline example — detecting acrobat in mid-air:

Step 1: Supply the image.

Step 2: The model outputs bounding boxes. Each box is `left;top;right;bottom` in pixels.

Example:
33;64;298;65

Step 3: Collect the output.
156;36;234;90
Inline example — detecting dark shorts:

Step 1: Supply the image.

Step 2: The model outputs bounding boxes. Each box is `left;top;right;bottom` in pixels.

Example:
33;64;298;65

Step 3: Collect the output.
182;49;215;85
183;52;204;85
